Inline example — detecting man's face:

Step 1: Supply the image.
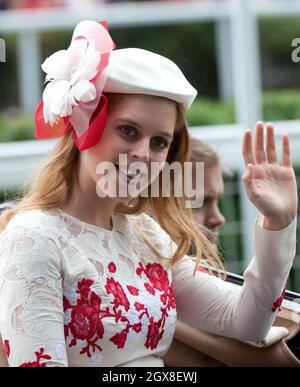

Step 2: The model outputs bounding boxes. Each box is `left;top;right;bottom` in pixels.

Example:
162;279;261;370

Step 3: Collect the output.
192;165;225;244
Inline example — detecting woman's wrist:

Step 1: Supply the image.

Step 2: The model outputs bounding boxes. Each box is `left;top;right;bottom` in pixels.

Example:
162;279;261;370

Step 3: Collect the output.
263;215;295;231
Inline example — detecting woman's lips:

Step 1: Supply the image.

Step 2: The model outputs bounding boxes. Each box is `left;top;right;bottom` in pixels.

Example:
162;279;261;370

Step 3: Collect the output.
115;164;144;185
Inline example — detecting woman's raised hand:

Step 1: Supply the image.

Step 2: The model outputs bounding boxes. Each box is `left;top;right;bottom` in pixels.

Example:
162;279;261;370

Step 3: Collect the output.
242;121;298;230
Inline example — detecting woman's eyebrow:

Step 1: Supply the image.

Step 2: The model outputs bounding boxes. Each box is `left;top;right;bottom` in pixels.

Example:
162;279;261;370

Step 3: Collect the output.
117;117;143;128
116;118;174;140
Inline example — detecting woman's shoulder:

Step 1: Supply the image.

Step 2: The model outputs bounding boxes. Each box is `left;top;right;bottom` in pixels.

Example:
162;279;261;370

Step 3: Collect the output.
5;208;59;233
2;209;65;250
127;212;160;231
0;209;62;265
127;212;172;244
126;212;177;262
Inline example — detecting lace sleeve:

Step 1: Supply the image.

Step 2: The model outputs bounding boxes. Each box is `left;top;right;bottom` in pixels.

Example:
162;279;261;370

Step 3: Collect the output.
0;226;67;367
172;218;297;342
136;213;297;343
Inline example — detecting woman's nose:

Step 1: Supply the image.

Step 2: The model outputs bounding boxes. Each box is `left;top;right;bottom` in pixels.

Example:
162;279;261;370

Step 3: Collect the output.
129;139;150;162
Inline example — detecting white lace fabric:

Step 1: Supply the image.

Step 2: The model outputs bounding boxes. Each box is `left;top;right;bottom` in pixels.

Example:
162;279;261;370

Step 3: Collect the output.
0;209;297;367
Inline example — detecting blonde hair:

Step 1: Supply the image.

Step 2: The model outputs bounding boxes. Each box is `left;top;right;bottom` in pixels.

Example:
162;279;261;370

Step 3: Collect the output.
0;94;225;278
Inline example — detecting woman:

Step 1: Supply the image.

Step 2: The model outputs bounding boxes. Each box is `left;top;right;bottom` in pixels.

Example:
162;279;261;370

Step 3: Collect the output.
0;20;297;367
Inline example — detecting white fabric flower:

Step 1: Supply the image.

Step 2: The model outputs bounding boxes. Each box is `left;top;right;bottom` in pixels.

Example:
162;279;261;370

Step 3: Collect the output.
42;39;100;125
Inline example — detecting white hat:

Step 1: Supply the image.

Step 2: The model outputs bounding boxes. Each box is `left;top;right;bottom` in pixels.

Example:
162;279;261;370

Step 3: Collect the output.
103;48;197;111
36;20;198;151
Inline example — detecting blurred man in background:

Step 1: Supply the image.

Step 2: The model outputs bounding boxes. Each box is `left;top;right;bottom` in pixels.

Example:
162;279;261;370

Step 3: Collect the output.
188;136;227;246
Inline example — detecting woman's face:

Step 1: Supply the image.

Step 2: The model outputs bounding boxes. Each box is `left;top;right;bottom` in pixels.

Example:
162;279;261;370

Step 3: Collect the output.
80;94;177;201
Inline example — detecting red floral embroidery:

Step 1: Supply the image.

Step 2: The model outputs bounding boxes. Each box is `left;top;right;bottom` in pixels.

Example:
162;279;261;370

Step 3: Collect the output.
19;348;51;367
109;329;128;349
144;282;155;295
134;301;147;313
64;278;106;357
137;263;169;292
272;289;285;312
63;261;176;356
137;263;176;310
77;278;94;301
127;285;139;296
145;317;163;350
136;267;143;276
4;339;10;358
134;302;150;319
135;262;176;349
106;277;130;312
64;277;142;356
108;262;116;273
110;322;142;349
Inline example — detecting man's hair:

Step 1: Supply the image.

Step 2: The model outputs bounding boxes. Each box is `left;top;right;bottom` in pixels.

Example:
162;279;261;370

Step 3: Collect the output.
189;136;232;176
189;137;220;168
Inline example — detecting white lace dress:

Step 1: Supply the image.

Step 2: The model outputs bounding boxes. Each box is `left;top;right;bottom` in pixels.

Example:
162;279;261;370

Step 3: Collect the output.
0;209;297;367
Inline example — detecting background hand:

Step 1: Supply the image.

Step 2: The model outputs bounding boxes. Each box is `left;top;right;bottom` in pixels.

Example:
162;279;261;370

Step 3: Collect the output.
242;121;298;230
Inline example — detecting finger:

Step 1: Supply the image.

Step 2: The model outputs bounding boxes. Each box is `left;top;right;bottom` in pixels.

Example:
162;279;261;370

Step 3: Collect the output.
242;129;255;167
282;132;292;167
266;123;278;163
254;121;267;164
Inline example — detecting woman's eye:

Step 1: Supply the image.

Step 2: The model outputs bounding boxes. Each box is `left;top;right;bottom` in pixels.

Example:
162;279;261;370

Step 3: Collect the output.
151;137;169;149
119;126;136;136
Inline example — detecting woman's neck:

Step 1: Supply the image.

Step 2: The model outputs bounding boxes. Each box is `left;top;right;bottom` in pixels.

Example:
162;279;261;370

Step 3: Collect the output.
60;175;116;231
